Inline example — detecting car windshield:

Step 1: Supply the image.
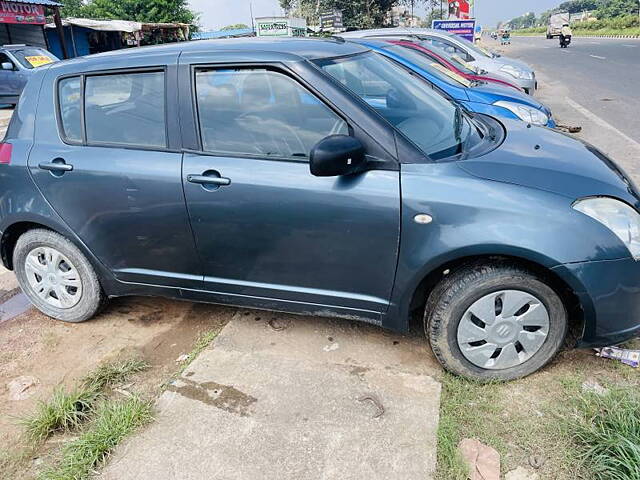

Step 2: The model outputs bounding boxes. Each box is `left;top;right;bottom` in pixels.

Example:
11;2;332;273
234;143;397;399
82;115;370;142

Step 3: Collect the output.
410;42;478;75
384;45;473;88
315;52;472;159
453;35;495;58
10;48;57;69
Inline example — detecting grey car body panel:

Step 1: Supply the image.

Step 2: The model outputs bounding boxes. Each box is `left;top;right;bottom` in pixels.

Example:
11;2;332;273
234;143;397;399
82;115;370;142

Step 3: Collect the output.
1;38;639;347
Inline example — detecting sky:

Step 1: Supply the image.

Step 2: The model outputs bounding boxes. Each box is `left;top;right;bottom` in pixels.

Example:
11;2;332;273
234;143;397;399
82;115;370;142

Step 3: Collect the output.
188;0;563;31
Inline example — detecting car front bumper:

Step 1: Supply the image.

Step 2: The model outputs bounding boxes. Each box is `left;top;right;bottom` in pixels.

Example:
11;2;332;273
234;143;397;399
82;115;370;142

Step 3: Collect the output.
552;257;640;347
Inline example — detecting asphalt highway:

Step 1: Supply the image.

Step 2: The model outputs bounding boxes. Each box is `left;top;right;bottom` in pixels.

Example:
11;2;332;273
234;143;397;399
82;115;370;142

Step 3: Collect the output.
501;36;640;143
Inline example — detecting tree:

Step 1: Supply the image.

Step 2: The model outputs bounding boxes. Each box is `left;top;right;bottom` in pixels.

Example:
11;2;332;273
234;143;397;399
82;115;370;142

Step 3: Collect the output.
60;0;198;24
595;0;638;18
222;23;250;30
280;0;397;29
60;0;87;17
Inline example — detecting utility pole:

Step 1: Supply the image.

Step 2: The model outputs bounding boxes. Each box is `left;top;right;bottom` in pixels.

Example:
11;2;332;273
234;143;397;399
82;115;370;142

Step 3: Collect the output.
52;6;68;60
249;2;254;32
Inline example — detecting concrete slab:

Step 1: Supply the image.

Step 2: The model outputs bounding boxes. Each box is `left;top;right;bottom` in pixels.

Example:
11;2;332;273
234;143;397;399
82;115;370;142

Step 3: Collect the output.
101;311;442;480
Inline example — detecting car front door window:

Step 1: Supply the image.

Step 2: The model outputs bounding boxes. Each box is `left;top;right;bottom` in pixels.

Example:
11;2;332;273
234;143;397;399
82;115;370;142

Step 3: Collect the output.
195;68;347;159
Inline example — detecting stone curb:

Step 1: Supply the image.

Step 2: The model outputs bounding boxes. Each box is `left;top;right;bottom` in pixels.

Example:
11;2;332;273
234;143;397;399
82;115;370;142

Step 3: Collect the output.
513;34;640;39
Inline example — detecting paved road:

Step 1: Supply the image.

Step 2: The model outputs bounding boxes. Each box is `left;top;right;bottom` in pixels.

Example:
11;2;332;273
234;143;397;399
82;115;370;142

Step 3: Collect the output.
503;36;640;143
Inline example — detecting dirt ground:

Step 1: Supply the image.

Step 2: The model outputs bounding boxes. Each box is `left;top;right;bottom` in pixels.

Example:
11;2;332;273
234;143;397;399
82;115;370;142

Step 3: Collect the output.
0;264;236;451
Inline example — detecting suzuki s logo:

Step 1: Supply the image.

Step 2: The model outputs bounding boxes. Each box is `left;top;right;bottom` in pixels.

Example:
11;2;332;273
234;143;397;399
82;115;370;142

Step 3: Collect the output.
496;324;512;337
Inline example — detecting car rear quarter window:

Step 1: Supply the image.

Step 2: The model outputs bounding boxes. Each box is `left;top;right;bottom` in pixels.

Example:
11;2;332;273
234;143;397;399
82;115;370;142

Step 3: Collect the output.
194;68;347;159
58;77;82;142
84;71;166;148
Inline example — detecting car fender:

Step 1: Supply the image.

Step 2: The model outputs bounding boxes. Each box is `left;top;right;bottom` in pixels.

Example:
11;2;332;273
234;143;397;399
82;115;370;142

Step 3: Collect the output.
383;162;629;332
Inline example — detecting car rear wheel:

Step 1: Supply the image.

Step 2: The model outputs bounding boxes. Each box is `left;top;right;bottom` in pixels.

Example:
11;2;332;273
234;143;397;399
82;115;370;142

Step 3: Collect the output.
14;229;106;323
425;261;567;381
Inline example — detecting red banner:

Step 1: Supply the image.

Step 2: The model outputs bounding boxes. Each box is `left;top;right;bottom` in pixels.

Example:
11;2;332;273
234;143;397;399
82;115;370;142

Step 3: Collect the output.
0;1;46;25
447;0;471;20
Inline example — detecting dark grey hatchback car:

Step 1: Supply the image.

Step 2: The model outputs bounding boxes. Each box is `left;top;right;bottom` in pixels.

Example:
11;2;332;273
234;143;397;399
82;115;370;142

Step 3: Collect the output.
2;38;640;381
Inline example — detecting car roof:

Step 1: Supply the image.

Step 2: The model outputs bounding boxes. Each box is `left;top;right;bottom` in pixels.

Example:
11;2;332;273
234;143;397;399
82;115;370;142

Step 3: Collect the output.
340;28;455;40
1;44;42;50
58;37;368;66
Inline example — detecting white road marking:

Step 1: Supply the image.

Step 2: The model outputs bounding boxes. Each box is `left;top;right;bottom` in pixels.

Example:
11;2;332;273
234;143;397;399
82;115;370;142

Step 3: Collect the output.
623;44;636;48
566;97;640;150
589;55;606;59
589;42;600;45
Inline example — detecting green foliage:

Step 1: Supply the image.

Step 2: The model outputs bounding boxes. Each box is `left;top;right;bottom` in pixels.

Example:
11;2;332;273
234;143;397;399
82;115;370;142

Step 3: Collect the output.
21;358;149;443
509;0;639;30
21;388;99;442
436;374;504;480
567;387;640;480
595;0;639;19
81;358;149;392
558;0;600;14
280;0;396;29
60;0;199;24
60;0;87;17
221;23;250;30
38;396;152;480
513;14;639;35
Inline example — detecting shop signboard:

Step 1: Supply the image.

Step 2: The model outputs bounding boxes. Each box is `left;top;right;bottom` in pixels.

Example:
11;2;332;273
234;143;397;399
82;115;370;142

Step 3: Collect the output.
0;1;46;25
432;18;476;42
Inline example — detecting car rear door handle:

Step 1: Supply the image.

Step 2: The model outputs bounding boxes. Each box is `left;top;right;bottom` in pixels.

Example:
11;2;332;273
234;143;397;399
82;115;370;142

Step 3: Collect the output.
39;160;73;172
187;173;231;187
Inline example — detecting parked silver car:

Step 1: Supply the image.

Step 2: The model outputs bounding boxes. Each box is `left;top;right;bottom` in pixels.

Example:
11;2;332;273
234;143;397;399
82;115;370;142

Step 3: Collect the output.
340;28;537;94
0;45;58;106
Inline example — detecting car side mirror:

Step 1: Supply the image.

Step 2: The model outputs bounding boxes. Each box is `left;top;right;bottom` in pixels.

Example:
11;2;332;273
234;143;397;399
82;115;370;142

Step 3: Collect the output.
1;62;14;71
310;135;366;177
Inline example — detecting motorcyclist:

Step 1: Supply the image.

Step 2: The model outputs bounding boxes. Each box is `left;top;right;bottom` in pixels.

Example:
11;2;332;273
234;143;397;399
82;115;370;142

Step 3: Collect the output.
560;23;572;48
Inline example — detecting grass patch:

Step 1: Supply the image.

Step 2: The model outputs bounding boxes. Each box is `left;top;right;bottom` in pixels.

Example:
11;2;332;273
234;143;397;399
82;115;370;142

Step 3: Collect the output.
21;358;149;444
21;388;99;443
177;330;219;373
567;387;640;480
38;396;152;480
436;374;504;479
82;358;149;392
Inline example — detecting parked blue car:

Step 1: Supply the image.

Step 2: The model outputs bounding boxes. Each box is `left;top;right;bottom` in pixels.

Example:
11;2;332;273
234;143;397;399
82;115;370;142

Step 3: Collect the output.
1;38;639;381
0;45;58;106
351;38;555;128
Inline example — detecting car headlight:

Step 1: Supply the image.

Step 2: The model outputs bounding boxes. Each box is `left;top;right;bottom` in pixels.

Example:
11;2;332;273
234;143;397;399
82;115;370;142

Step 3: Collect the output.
499;65;533;80
573;197;640;260
493;101;549;126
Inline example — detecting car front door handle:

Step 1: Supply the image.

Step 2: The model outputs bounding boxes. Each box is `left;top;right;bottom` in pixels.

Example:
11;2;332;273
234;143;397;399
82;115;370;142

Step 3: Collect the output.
38;159;73;173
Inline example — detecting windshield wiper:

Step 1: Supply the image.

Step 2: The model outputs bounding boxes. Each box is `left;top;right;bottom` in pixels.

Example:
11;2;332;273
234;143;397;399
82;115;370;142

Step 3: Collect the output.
454;104;463;144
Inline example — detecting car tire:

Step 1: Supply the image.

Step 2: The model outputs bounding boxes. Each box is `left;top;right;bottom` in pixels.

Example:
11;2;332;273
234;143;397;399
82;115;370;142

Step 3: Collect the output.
13;229;106;323
425;261;567;381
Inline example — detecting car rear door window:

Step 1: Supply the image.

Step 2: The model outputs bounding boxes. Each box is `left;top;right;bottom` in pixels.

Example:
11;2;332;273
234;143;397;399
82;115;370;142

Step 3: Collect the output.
195;68;347;159
85;71;166;148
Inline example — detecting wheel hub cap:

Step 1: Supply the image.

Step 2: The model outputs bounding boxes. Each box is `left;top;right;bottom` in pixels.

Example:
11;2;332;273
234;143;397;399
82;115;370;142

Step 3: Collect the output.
457;290;550;370
24;246;82;309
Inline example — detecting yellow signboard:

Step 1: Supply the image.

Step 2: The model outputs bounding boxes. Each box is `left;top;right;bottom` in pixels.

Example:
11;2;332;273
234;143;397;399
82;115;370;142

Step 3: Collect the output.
25;55;54;68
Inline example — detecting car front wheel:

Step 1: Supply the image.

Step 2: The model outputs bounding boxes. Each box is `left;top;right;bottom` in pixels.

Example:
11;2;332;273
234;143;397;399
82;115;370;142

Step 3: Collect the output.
425;261;567;381
14;229;105;323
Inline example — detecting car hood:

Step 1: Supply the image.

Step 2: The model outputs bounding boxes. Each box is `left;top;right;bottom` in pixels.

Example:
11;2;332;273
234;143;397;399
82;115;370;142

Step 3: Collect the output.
467;84;548;112
479;72;521;89
492;55;533;72
459;117;640;206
